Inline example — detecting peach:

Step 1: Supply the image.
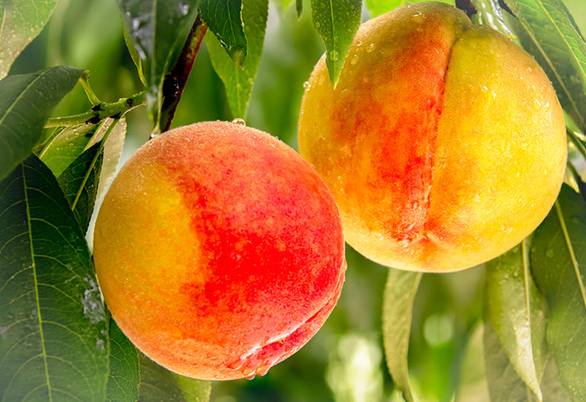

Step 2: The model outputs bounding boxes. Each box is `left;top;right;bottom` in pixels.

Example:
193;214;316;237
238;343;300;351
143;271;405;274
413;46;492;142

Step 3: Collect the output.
298;2;566;272
93;121;346;380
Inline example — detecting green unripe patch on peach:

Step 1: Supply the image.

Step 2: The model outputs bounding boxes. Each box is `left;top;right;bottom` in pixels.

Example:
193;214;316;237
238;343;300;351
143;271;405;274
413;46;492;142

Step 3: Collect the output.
298;2;567;272
93;121;346;380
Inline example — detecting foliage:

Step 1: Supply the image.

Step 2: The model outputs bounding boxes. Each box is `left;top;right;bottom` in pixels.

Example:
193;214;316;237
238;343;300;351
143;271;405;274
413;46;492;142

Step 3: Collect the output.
1;0;586;401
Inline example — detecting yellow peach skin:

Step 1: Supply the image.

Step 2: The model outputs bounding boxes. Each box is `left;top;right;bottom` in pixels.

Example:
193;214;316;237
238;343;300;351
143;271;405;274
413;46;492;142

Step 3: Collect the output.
298;2;566;272
93;121;346;380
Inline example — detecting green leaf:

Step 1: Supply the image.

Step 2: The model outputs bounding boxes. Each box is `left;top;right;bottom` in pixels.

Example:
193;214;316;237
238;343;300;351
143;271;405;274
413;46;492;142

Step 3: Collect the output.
40;118;126;200
117;0;199;124
199;0;247;66
0;0;59;78
107;315;140;402
0;66;83;182
485;239;548;400
138;353;211;402
57;142;103;233
503;0;586;133
0;154;108;401
483;314;537;401
541;356;572;402
206;0;269;118
382;269;422;402
38;124;98;177
456;323;490;402
531;185;586;401
310;0;361;86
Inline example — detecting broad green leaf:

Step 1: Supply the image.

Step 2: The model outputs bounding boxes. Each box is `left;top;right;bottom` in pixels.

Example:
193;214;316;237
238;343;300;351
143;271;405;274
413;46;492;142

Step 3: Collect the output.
206;0;269;118
117;0;198;124
138;353;211;402
503;0;586;133
485;239;548;400
0;155;108;401
0;0;59;78
311;0;361;86
200;0;247;66
39;118;126;200
483;315;537;401
382;269;422;402
57;142;103;233
0;66;83;182
531;185;586;401
107;315;140;402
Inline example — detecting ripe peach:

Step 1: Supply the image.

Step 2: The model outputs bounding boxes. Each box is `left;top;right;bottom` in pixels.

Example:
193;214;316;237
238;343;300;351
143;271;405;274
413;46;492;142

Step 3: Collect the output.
298;2;566;272
93;121;346;380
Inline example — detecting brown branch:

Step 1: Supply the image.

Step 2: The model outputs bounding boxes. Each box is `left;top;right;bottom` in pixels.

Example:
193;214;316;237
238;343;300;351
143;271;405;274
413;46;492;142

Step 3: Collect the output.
159;14;208;133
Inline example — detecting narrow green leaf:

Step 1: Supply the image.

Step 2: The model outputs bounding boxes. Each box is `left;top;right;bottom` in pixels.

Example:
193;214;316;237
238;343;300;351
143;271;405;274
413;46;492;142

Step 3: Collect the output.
138;353;211;402
199;0;247;66
483;315;537;401
57;142;103;233
40;118;126;201
456;323;490;402
0;0;59;78
541;356;572;402
0;66;83;182
206;0;269;118
531;185;586;401
38;124;99;177
107;315;140;402
503;0;586;133
117;0;199;123
485;239;548;400
382;269;422;402
0;154;108;401
310;0;361;86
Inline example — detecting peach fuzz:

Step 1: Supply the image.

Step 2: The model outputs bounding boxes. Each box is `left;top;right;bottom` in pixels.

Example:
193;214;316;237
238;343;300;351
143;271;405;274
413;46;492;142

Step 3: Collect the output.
93;121;346;380
298;2;566;272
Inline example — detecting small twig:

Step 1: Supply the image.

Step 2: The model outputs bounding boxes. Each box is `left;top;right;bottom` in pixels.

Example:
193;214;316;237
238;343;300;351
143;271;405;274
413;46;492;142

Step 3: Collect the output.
45;91;146;128
158;14;208;134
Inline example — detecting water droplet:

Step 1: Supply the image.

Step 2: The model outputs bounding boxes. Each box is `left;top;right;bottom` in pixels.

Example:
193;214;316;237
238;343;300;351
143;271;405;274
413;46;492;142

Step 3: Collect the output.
303;81;311;90
132;18;140;31
329;50;340;61
366;43;376;53
180;4;189;15
232;118;246;126
350;54;359;65
546;249;554;258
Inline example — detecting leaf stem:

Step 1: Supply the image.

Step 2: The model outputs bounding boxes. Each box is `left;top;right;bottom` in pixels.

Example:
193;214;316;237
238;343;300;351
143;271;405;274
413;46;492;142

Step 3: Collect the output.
45;91;146;128
79;70;101;106
157;14;208;134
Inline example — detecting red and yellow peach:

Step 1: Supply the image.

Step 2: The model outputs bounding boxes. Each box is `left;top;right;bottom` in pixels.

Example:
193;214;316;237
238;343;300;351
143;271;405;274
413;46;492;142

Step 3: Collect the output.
93;121;346;380
298;2;566;272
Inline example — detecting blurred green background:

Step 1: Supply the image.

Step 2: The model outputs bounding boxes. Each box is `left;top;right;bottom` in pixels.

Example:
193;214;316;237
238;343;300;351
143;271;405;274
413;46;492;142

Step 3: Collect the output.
10;0;586;401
